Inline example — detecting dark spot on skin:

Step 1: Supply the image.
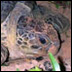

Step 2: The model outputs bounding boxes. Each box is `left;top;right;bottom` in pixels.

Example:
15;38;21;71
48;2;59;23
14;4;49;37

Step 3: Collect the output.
45;15;54;24
36;56;43;61
24;37;29;41
23;42;27;45
19;38;22;41
44;61;52;71
17;40;22;45
48;18;53;21
31;45;40;49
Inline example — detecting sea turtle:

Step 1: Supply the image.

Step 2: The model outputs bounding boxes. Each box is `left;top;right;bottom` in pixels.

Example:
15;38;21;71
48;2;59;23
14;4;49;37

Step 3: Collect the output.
1;2;60;65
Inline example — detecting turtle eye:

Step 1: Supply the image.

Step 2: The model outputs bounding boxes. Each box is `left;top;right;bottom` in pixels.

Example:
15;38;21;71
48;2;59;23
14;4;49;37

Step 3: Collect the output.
39;37;46;44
